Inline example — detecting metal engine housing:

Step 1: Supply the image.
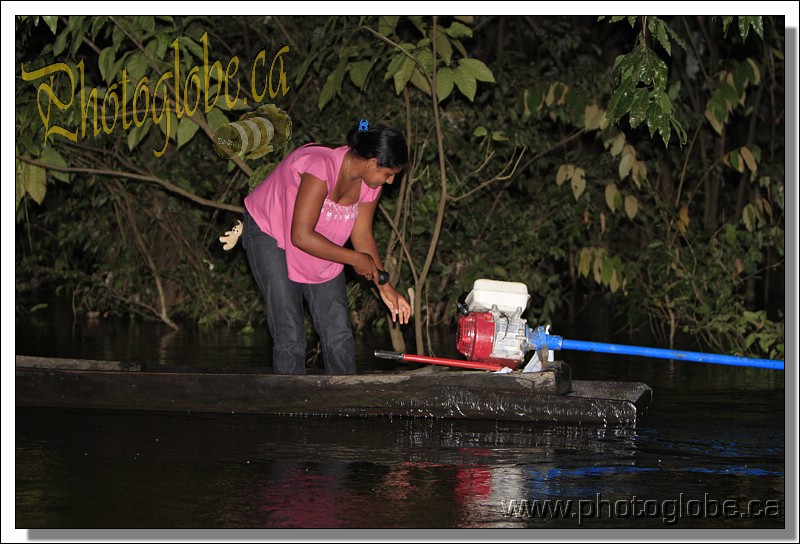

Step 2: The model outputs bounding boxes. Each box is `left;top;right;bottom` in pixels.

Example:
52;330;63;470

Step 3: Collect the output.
456;306;528;367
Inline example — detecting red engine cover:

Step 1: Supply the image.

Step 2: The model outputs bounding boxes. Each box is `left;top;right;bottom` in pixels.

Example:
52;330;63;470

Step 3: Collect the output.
456;312;496;362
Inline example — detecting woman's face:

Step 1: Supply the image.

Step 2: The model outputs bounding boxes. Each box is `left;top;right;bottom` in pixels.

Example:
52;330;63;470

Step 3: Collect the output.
363;161;405;189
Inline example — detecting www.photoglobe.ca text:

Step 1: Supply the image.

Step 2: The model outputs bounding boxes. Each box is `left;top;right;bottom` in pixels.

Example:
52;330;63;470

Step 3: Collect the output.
501;494;781;525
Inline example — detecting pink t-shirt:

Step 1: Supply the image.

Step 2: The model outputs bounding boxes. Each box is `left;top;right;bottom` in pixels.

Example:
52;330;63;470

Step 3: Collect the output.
244;144;381;284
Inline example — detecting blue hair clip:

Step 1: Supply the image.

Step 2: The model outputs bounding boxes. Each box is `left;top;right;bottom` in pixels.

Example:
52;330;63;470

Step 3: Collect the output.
358;119;369;132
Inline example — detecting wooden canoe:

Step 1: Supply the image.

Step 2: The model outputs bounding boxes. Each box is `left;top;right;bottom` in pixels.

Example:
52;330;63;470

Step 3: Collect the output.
15;355;652;426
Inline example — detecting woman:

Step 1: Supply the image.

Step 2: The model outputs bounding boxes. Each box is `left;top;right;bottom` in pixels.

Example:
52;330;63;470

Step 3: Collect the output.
242;122;412;375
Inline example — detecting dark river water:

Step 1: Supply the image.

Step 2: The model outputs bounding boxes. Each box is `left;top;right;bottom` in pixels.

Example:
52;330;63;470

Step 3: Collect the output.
13;300;793;538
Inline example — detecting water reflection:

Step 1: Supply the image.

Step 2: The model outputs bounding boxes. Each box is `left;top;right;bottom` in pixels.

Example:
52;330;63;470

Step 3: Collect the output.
16;407;647;528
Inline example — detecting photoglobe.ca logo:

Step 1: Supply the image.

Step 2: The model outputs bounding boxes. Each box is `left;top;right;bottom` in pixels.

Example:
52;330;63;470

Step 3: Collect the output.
501;493;782;525
19;32;290;157
212;104;292;161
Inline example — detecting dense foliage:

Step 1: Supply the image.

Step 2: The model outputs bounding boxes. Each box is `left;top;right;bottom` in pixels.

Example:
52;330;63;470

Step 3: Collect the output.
15;15;785;359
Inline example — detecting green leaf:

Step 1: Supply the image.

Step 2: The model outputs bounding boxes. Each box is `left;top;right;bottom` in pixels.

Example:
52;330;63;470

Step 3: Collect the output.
384;53;405;81
605;183;619;212
133;15;155;34
42;16;59;34
614;191;624;212
393;56;415;95
128;119;152;151
40;147;70;182
738;16;751;41
645;101;670;146
721;16;734;35
556;164;571;186
348;59;372;90
619;152;633;180
435;67;455;101
446;21;473;39
473;126;488;138
750;145;762;163
593;251;604;283
99;47;116;84
155;32;171;63
415;48;434;73
602;254;613;285
458;58;495;83
746;58;761;85
656;89;672;115
719;81;738;108
452;65;476;101
410;67;431;95
23;162;47;205
723;223;737;245
578;248;591;278
650;54;669;93
527;85;544;114
177;116;200;149
609;268;620;292
624;195;638;220
319;60;347;109
450;34;468;58
584;103;603;130
178;36;204;61
606;76;635;122
742;203;756;232
206;108;229;132
670;117;687;147
616;45;645;81
628;89;648;128
729;149;743;172
740;146;757;172
126;51;149;81
431;25;452;65
607;132;625;156
295;54;314;85
650;18;671;56
570;167;586;200
53;28;68;57
407;16;426;36
377;15;399;36
705;95;726;134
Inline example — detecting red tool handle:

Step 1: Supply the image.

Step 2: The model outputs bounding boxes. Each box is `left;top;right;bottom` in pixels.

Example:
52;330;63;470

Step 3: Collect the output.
374;350;507;371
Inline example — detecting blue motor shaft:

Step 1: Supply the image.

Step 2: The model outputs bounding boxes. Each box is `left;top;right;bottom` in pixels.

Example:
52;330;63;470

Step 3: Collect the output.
526;326;784;371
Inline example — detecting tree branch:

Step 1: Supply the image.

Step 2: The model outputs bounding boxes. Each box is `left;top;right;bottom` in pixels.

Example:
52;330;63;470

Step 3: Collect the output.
449;147;526;203
18;156;244;214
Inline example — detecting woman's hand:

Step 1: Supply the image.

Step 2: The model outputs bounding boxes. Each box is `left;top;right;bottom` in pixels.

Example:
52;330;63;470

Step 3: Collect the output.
378;284;412;324
353;252;380;282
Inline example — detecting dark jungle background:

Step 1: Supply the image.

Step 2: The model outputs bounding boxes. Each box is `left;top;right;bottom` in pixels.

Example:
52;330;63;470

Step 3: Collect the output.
15;15;786;361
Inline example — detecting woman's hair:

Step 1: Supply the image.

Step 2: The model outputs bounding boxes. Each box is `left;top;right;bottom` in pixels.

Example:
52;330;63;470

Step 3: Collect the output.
346;124;408;169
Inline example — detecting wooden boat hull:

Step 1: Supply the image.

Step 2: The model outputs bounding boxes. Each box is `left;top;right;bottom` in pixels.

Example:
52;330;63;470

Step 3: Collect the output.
15;355;652;426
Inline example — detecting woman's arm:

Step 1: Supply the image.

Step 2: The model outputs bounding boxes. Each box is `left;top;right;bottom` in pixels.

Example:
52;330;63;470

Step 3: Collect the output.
351;197;412;324
291;173;380;280
349;197;384;271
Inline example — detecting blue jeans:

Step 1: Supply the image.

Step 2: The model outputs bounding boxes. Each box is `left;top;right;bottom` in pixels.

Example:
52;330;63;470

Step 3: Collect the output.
241;210;356;375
